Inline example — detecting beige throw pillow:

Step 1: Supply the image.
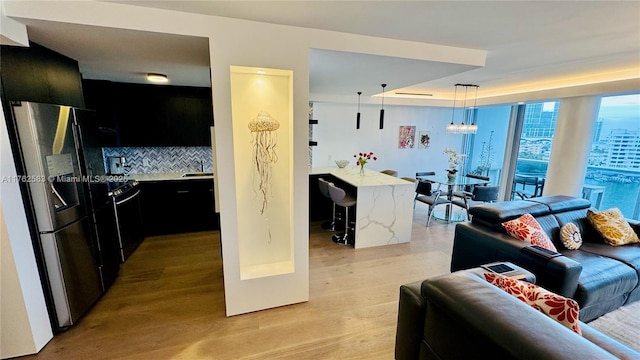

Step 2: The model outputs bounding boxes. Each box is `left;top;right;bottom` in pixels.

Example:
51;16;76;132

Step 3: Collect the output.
587;208;640;246
560;223;582;250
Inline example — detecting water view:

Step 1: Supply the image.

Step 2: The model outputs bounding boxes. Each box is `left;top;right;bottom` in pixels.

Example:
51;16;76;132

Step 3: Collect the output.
516;159;640;218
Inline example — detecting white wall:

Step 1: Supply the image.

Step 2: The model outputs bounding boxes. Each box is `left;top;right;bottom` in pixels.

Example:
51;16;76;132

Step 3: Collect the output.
312;102;464;178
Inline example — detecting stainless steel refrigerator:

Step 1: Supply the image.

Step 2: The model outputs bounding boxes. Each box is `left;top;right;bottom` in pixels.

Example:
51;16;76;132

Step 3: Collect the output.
10;101;118;330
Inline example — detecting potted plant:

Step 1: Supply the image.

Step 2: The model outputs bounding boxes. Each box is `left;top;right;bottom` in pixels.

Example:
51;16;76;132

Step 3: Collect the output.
443;148;466;180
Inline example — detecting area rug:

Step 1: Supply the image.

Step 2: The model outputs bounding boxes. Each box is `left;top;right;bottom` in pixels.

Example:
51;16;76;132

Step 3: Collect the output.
587;301;640;351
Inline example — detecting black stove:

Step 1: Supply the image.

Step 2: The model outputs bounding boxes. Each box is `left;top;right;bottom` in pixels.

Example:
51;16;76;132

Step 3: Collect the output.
108;180;139;199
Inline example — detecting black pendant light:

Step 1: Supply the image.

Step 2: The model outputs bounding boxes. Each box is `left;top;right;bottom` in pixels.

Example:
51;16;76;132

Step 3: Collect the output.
356;91;362;129
379;84;387;129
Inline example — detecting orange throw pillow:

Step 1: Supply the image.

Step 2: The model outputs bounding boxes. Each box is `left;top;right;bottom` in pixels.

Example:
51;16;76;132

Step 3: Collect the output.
484;272;581;335
502;214;558;252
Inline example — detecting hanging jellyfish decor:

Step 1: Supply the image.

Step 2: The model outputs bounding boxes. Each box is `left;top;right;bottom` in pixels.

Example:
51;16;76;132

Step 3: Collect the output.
248;111;280;215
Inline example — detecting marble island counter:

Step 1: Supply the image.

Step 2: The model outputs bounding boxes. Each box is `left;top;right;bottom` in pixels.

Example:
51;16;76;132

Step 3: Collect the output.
311;167;415;249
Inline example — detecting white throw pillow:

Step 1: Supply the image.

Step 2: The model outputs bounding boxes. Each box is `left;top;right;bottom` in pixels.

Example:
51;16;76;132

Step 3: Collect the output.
560;223;582;250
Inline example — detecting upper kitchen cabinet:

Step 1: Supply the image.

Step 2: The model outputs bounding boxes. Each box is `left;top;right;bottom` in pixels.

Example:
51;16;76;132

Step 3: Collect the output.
0;42;85;108
82;80;213;147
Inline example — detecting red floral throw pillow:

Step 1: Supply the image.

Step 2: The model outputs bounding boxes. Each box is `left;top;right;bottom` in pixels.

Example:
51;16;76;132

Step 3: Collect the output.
502;213;558;252
484;272;581;335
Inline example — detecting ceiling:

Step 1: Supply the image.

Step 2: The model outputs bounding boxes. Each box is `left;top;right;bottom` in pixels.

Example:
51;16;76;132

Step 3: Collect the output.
14;1;640;104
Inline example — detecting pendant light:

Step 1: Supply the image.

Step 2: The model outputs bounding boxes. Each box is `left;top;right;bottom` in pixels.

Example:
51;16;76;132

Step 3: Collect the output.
446;84;479;134
468;85;479;134
356;91;362;129
379;83;387;129
446;85;460;134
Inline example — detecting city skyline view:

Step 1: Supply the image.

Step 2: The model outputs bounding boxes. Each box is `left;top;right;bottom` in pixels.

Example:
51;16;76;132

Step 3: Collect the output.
517;94;640;219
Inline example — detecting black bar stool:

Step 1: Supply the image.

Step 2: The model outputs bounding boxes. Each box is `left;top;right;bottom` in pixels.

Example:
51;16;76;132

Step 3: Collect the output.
328;183;357;246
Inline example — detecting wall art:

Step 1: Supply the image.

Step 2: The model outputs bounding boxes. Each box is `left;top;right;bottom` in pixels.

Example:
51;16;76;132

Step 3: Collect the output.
418;131;431;149
398;126;416;149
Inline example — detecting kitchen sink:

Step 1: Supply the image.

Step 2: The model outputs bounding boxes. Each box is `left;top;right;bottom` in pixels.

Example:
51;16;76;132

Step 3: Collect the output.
181;172;214;177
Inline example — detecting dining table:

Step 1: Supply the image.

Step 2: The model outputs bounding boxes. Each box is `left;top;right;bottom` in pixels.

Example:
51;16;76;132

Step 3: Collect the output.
417;173;490;221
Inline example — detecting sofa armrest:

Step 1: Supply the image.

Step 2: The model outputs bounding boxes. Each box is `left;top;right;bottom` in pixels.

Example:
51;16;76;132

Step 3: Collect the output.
420;271;618;359
395;281;426;360
451;222;582;297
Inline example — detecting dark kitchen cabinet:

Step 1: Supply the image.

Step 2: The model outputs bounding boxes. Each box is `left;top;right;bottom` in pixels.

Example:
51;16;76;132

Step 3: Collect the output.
140;179;218;236
82;80;213;147
309;174;334;222
1;42;84;108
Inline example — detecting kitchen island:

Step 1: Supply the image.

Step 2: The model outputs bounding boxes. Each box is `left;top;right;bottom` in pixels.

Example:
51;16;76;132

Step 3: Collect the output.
311;167;415;249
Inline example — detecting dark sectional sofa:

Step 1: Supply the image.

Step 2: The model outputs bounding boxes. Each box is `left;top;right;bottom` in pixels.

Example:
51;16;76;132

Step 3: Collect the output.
450;195;640;322
395;269;640;360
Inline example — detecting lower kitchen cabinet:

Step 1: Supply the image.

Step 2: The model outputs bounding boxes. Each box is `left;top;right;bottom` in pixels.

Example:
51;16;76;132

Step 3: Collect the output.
309;174;334;222
139;179;219;236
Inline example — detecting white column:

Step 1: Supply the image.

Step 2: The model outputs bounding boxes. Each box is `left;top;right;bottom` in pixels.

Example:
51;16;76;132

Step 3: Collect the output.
544;96;600;197
1;104;53;358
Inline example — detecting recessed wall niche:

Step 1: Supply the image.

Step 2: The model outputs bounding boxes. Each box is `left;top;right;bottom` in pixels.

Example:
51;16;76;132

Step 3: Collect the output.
229;66;294;281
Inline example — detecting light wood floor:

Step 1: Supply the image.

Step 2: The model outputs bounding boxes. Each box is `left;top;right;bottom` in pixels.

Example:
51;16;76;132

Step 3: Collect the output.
24;206;458;360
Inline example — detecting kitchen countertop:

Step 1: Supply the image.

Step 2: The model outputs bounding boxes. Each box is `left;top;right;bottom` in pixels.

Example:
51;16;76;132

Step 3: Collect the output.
126;172;214;182
309;167;413;187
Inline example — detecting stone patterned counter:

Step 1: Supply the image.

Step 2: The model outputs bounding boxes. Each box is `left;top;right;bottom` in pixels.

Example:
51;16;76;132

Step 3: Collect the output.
311;167;415;249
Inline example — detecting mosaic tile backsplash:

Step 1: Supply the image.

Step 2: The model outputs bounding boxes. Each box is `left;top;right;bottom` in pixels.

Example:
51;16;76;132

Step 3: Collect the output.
103;147;214;174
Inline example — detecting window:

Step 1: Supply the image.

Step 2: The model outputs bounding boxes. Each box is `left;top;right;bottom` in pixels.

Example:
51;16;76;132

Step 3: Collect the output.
463;105;512;186
512;101;559;199
584;94;640;219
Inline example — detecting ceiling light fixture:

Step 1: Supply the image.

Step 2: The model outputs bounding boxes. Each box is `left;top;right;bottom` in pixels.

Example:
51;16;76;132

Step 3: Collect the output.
257;70;266;75
394;92;434;97
379;83;386;129
356;91;362;129
446;83;479;135
146;73;168;83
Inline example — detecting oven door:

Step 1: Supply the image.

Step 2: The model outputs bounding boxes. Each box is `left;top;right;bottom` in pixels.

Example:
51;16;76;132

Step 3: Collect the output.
113;189;144;262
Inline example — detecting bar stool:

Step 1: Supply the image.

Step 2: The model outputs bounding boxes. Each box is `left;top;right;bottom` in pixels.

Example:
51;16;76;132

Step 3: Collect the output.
328;183;357;246
317;178;338;231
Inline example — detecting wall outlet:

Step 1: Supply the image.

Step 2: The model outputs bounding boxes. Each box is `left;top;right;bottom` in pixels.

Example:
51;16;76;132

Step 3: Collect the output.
328;155;332;161
143;158;150;167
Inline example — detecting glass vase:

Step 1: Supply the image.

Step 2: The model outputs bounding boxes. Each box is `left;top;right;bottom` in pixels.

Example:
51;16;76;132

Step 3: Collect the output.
360;165;365;176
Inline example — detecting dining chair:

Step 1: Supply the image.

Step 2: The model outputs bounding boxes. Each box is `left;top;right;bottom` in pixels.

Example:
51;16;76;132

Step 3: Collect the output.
452;174;490;199
414;180;450;227
451;185;499;220
415;171;436;179
512;175;545;199
380;169;398;177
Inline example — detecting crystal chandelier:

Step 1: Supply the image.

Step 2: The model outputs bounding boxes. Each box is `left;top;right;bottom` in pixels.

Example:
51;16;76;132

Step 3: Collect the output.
446;84;479;134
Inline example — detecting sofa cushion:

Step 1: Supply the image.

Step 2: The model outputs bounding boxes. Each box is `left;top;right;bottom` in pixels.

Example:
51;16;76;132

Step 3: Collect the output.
561;223;583;250
587;208;640;246
578;242;640;304
562;250;638;321
484;272;582;334
502;213;558;252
